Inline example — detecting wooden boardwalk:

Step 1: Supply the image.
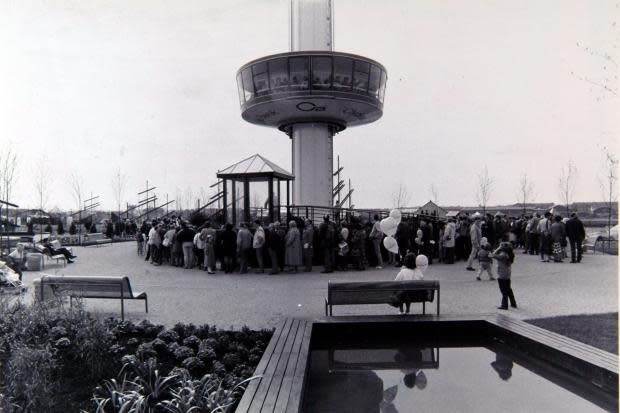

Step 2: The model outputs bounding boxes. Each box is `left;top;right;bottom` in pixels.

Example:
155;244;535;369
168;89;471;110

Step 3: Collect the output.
236;318;312;413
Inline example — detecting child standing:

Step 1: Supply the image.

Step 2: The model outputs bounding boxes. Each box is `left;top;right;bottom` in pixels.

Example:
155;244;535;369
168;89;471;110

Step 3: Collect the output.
476;237;496;281
393;253;428;314
494;242;517;310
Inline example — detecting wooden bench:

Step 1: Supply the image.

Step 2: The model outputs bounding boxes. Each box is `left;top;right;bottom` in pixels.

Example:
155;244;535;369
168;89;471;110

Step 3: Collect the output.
33;275;147;321
325;280;440;316
81;233;113;247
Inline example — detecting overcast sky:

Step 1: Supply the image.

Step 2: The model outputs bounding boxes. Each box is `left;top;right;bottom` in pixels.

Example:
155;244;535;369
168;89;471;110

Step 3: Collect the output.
1;0;618;211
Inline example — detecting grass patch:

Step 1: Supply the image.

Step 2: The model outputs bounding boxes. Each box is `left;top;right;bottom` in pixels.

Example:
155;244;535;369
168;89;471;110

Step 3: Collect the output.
526;312;618;354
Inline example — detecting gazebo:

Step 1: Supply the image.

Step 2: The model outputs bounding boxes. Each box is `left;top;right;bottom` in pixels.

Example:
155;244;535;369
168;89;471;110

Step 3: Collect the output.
217;154;294;226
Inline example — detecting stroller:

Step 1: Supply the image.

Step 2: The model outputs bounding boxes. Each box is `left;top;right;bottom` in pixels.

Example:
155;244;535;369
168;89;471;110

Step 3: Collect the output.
0;261;27;294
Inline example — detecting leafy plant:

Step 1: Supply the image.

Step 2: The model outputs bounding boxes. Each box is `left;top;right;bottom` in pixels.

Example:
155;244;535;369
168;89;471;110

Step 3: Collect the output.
93;360;260;413
2;344;57;412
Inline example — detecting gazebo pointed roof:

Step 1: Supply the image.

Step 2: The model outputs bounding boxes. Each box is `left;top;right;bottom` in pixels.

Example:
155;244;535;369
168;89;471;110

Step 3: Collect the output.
216;154;294;180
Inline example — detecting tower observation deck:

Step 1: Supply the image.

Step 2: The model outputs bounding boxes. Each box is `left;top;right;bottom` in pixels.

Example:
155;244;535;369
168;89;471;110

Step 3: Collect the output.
236;52;387;134
236;0;387;208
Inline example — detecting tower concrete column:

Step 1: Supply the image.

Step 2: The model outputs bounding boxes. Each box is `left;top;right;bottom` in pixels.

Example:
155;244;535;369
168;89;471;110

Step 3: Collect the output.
292;124;333;206
290;0;333;207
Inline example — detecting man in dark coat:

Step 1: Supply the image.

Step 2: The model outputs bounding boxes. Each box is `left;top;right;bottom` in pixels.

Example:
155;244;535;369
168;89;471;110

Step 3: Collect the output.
419;219;433;265
319;215;335;273
394;220;411;266
264;223;280;275
565;212;586;263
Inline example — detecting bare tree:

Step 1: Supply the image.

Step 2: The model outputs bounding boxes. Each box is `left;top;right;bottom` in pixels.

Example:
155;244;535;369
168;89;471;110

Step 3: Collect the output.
392;183;411;209
68;172;85;239
110;168;128;221
516;174;536;215
175;187;183;217
476;165;493;215
0;145;18;205
599;147;618;244
198;186;208;209
558;160;578;215
429;183;439;204
0;146;18;254
183;186;194;213
35;158;53;236
69;172;85;212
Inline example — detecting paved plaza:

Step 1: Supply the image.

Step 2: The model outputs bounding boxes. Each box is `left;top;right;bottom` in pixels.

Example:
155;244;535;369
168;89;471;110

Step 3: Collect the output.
19;242;618;329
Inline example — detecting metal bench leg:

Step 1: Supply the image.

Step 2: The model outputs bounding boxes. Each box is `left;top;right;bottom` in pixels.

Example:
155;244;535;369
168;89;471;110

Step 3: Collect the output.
145;297;148;313
121;297;125;321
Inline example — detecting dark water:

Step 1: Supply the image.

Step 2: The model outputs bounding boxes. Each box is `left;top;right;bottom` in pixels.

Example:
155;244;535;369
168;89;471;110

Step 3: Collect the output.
303;344;616;413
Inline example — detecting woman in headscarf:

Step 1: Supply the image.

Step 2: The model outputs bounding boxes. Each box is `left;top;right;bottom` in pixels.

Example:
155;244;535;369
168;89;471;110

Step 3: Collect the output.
285;220;303;273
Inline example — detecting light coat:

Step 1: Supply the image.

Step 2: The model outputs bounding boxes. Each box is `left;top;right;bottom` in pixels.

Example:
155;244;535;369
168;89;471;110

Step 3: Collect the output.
443;222;456;248
285;227;303;266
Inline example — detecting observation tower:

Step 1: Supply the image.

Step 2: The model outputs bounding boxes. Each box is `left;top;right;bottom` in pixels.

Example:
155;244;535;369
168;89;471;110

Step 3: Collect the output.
236;0;387;208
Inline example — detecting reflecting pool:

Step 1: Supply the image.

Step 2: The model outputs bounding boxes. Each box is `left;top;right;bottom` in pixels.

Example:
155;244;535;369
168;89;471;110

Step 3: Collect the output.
303;338;617;413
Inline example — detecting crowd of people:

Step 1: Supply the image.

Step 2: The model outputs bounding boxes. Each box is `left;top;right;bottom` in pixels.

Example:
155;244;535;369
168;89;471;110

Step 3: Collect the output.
135;210;586;277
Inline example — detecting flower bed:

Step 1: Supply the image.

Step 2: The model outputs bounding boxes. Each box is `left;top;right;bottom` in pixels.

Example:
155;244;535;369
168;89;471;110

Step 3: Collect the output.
0;297;272;412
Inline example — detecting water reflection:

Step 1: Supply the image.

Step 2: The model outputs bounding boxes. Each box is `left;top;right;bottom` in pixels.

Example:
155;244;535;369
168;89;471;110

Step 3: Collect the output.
303;344;613;413
304;346;438;412
491;352;514;381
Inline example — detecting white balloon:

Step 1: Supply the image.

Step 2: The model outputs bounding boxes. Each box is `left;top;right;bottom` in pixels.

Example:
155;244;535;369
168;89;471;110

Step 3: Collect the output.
383;236;400;254
341;228;349;240
380;217;398;237
389;209;402;223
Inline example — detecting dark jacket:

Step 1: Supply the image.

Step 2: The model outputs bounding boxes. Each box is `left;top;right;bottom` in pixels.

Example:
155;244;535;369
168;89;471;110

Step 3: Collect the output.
177;227;196;244
318;221;335;249
220;229;237;255
565;217;586;240
265;227;281;251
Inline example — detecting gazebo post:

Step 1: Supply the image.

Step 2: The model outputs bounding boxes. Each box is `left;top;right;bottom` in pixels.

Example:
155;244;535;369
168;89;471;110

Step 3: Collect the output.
268;177;274;224
277;178;281;223
243;177;250;224
231;180;237;227
286;180;290;222
222;179;228;224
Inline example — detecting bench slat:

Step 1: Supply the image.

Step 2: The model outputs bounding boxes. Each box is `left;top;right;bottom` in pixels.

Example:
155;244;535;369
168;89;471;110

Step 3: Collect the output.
34;275;147;321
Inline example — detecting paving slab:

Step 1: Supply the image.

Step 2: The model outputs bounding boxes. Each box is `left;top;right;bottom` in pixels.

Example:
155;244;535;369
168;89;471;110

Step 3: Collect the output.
18;243;618;329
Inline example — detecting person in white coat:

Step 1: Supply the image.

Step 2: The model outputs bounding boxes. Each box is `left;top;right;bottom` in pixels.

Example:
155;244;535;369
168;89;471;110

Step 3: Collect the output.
442;218;456;264
393;253;429;314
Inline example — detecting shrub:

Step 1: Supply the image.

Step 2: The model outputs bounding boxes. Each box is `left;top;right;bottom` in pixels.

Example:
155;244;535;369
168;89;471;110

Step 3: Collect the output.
150;338;168;353
0;295;273;412
172;322;196;340
182;335;200;349
137;342;158;359
195;324;211;339
157;329;180;343
173;346;194;361
222;353;241;371
203;338;220;353
0;297;120;412
182;357;206;377
2;344;57;412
